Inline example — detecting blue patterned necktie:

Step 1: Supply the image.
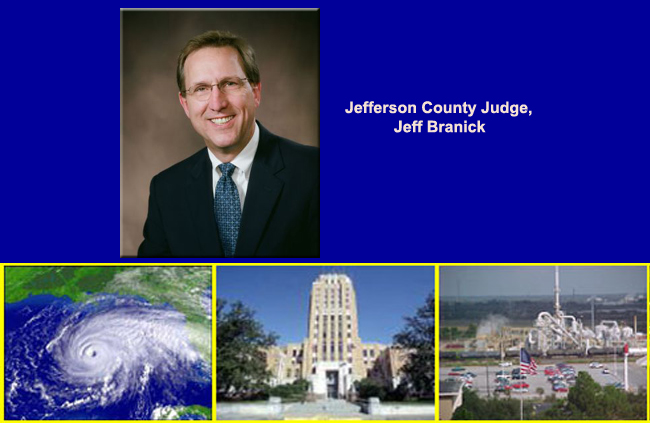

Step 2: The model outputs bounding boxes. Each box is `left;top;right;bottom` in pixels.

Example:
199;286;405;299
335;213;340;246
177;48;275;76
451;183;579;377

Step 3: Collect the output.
214;163;241;257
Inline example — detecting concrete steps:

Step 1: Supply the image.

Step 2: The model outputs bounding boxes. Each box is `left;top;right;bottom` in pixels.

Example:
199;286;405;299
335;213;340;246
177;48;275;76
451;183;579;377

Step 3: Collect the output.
282;399;363;419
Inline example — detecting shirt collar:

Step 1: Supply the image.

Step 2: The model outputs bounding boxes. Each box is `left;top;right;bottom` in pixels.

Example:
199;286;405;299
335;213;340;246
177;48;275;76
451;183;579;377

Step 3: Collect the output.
207;122;260;178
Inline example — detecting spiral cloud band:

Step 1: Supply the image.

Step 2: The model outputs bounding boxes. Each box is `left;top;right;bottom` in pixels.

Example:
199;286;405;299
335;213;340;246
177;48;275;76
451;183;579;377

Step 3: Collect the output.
6;295;210;419
48;297;200;385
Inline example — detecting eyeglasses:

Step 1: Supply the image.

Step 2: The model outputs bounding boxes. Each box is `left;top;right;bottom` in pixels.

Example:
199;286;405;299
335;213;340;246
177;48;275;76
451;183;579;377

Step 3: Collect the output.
183;77;249;101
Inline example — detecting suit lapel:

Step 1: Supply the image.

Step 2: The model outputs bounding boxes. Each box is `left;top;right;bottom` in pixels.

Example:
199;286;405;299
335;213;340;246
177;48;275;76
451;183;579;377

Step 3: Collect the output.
236;124;284;256
186;149;224;257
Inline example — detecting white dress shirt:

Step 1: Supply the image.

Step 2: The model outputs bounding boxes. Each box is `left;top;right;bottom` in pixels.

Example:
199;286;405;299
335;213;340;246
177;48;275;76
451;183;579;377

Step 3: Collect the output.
207;122;260;211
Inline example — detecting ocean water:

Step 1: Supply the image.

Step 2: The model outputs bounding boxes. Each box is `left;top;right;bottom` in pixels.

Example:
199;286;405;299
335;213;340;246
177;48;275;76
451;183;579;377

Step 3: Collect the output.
5;294;211;419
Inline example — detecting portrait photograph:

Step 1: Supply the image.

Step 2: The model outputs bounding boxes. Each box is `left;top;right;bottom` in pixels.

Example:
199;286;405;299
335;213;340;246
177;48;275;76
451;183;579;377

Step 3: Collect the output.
120;9;319;258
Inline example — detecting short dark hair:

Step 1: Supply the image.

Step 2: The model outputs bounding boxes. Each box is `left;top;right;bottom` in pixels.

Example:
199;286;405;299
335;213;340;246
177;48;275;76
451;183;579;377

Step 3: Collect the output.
177;30;260;96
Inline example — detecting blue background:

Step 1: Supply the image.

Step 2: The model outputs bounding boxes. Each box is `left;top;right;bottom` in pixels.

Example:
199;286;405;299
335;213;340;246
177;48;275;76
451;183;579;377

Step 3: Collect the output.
1;4;648;262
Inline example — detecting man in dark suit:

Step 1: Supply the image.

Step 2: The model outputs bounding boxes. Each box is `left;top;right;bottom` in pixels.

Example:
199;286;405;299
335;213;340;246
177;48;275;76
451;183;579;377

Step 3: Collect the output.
138;30;319;257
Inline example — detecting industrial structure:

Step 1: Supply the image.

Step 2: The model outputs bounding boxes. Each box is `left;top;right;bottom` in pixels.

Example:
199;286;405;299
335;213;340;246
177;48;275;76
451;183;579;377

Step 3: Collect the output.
441;266;646;363
527;266;644;357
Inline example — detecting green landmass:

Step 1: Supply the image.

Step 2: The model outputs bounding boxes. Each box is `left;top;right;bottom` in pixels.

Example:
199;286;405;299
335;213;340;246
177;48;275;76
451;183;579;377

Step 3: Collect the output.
4;266;212;362
5;266;127;303
152;404;211;420
177;405;212;419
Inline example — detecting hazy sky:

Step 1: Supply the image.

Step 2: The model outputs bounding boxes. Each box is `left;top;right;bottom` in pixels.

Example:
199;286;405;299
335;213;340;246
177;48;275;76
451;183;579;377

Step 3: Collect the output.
217;266;434;344
440;266;647;297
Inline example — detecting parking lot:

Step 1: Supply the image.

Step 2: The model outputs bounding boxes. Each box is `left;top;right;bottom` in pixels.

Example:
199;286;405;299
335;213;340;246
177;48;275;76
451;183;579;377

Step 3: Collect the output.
441;360;647;399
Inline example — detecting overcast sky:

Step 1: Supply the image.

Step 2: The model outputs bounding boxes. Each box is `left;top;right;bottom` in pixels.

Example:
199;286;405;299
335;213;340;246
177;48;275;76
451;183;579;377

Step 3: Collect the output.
440;266;647;297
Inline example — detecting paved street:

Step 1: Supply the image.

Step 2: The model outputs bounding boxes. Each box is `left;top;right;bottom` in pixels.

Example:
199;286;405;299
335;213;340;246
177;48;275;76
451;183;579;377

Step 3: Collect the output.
441;359;647;399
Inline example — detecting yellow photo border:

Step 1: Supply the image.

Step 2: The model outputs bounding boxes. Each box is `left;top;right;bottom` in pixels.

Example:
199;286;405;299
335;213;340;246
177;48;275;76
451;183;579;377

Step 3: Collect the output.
0;263;647;423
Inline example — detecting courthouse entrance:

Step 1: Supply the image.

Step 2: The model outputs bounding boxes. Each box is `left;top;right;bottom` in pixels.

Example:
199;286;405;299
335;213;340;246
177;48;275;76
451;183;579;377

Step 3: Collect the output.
326;371;338;399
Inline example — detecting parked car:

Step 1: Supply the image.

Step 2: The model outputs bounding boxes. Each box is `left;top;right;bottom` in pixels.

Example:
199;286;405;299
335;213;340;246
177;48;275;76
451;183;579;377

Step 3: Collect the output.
609;382;624;390
553;383;568;392
544;366;557;376
452;367;465;372
512;369;527;380
512;382;530;389
499;361;512;367
494;385;507;393
495;381;512;393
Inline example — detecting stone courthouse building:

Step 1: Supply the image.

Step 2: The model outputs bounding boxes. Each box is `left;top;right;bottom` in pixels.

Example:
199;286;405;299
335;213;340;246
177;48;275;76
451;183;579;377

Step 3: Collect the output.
266;273;408;399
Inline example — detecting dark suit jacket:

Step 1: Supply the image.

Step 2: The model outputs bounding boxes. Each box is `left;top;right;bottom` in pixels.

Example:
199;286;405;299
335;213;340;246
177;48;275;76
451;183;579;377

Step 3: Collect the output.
138;122;319;257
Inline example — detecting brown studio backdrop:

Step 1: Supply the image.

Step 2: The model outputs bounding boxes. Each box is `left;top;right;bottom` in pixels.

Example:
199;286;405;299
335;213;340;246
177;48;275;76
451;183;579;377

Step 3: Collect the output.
121;10;320;257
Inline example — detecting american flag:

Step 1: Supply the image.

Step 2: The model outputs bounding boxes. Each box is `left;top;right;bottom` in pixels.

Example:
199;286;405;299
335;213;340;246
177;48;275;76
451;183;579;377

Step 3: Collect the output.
520;348;537;375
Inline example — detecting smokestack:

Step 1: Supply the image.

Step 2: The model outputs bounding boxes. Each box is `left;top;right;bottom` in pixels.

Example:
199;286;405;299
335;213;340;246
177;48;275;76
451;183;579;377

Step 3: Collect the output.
554;266;561;318
591;297;595;331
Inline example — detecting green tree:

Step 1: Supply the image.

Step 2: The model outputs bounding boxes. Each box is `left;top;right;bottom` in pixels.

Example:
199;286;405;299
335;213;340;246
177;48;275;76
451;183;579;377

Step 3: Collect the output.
216;298;278;399
268;379;310;402
452;388;532;420
441;327;451;340
567;371;602;417
464;323;477;338
355;378;386;399
450;327;461;339
542;371;647;420
452;389;484;419
393;292;434;398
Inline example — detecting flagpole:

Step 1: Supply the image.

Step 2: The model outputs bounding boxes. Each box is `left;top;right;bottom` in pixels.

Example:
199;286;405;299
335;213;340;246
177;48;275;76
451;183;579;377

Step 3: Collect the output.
520;348;523;420
519;347;537;420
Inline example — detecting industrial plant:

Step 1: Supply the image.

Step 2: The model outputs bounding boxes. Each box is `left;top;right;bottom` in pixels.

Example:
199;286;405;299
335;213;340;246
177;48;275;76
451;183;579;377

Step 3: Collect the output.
441;266;647;361
528;267;644;358
439;266;647;419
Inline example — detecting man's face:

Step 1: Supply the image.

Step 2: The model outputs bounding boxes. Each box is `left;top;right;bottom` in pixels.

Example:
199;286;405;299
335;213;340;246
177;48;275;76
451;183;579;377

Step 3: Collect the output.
179;46;261;157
